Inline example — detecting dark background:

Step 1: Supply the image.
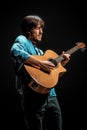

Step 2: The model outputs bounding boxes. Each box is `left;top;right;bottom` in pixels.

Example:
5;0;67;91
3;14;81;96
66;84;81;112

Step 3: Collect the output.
0;1;87;130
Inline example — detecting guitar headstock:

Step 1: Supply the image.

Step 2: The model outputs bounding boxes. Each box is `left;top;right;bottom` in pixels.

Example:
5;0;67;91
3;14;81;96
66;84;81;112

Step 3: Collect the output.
76;42;86;52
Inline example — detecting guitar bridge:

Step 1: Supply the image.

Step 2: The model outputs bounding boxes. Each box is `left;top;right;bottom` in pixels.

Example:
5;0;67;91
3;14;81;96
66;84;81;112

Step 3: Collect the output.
40;68;50;74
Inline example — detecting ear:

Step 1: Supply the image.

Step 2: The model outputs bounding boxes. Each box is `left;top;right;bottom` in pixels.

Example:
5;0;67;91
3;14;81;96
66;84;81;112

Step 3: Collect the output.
27;31;31;37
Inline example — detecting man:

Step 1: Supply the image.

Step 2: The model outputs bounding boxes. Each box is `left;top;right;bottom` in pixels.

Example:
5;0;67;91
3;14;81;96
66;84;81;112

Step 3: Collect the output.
10;15;70;130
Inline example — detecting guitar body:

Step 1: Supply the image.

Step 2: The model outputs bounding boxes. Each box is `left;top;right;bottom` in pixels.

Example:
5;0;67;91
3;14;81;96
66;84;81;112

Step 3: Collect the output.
22;42;86;94
24;50;67;94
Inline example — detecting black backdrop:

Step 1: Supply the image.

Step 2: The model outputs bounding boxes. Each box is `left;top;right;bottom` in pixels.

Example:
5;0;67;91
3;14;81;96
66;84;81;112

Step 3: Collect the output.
0;1;87;130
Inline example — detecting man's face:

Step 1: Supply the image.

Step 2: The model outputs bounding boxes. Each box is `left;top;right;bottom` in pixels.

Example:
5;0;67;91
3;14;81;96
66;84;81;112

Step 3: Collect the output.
30;23;43;43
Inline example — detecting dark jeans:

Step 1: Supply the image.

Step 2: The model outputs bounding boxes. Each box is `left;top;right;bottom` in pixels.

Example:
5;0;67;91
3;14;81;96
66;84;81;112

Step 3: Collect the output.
21;88;62;130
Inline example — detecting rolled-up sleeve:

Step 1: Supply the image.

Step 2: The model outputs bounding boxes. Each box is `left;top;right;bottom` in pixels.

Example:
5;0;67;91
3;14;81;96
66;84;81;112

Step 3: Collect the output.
11;43;30;62
10;36;31;63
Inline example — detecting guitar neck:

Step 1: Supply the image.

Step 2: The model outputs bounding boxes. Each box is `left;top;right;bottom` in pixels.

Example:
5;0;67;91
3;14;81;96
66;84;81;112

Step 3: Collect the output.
65;45;80;55
55;42;86;64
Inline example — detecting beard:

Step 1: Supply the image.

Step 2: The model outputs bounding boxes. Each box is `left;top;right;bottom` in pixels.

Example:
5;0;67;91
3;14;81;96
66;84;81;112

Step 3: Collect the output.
32;35;42;43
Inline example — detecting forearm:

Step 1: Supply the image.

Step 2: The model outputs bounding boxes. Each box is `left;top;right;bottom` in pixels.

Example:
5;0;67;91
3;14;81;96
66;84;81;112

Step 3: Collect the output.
24;55;55;72
24;55;41;69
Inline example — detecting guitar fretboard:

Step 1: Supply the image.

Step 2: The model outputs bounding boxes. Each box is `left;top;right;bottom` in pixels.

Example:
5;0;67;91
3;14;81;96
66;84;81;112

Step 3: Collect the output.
55;42;86;64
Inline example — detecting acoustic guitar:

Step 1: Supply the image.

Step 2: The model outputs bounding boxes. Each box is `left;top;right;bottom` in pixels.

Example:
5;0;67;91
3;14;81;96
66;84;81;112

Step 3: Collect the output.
21;42;86;94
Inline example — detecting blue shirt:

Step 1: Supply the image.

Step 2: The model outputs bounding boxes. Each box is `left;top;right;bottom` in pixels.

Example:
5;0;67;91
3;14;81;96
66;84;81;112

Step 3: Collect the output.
10;35;56;96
